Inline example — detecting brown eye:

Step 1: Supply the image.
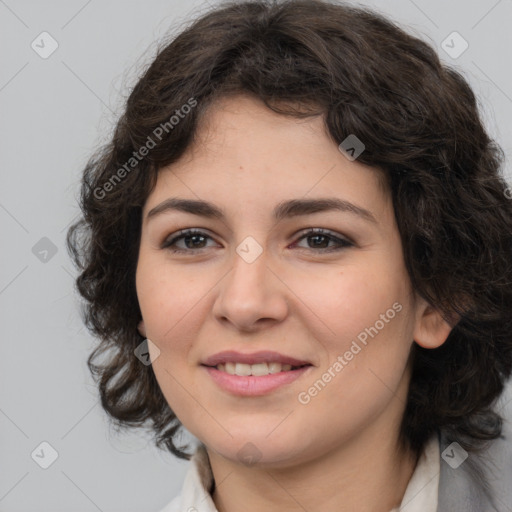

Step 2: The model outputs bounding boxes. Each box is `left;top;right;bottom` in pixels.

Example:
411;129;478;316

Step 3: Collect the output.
293;229;353;252
162;229;218;253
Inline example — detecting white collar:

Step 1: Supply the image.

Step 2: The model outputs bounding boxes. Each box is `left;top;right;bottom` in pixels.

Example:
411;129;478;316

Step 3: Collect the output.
160;435;440;512
390;434;440;511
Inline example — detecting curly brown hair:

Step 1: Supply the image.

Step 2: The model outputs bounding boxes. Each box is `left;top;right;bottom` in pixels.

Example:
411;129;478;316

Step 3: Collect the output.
67;0;512;469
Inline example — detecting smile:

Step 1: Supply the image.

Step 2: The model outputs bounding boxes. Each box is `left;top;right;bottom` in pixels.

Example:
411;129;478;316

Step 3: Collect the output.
203;364;312;396
215;361;306;376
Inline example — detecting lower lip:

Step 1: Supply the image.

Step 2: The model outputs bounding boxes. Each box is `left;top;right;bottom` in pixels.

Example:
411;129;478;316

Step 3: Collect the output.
203;365;312;396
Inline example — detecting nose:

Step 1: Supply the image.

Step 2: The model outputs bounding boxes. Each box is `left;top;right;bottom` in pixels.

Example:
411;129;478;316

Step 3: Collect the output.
212;245;289;333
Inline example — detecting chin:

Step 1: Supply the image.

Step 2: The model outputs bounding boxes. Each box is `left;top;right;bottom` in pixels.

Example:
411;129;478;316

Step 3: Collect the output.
200;428;311;468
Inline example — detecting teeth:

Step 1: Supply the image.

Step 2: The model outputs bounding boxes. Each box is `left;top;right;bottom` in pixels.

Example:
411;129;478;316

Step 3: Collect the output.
251;363;270;376
268;362;282;374
235;363;252;376
216;362;298;376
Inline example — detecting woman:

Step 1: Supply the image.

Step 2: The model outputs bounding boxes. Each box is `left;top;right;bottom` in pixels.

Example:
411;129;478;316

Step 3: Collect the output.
67;1;512;510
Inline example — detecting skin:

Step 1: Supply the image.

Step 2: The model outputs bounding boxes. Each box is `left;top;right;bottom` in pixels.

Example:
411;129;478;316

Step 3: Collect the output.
136;94;452;512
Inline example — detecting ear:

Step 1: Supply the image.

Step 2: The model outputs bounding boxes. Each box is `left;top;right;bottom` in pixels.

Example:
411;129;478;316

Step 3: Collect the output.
137;320;146;338
413;297;454;349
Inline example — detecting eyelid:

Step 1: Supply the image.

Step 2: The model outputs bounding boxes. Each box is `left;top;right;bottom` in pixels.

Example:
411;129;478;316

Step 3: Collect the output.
160;228;219;250
161;227;354;253
293;227;355;246
292;228;354;252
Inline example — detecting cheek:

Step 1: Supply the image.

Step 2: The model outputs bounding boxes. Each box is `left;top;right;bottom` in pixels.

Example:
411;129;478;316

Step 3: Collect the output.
296;280;413;434
136;260;210;419
295;264;415;406
295;263;410;344
136;254;210;345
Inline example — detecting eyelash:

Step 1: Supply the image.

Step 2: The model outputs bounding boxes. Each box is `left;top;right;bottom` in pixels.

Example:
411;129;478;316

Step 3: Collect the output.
161;228;354;254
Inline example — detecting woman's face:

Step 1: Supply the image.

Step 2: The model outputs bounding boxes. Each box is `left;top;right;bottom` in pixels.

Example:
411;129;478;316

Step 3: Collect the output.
136;94;436;467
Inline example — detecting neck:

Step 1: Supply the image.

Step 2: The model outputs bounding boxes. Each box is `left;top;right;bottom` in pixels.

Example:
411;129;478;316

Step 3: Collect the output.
208;426;418;512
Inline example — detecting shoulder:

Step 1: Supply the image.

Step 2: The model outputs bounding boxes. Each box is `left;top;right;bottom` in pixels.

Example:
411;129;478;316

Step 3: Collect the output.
154;443;216;512
437;394;512;511
156;494;182;512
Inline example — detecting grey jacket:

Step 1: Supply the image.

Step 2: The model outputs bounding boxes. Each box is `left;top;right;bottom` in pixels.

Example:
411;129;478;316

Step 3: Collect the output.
438;390;512;511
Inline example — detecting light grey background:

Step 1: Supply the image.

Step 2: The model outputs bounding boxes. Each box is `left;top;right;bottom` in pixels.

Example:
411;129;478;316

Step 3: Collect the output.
1;0;511;511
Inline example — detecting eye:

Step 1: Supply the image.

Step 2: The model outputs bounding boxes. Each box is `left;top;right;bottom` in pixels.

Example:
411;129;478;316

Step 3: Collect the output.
161;229;219;253
161;228;354;254
292;228;354;252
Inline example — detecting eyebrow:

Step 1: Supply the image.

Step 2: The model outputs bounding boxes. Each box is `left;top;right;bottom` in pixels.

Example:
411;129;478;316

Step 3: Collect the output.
146;197;377;224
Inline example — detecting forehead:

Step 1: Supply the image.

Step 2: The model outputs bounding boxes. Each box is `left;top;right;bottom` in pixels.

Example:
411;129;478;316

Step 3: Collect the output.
146;94;391;219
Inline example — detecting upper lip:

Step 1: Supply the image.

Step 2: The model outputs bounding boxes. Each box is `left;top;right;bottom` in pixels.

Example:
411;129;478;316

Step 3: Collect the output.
202;350;312;367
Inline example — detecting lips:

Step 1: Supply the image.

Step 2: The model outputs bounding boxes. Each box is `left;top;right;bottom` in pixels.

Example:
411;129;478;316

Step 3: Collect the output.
203;365;312;396
201;350;313;395
201;350;312;368
217;361;296;376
